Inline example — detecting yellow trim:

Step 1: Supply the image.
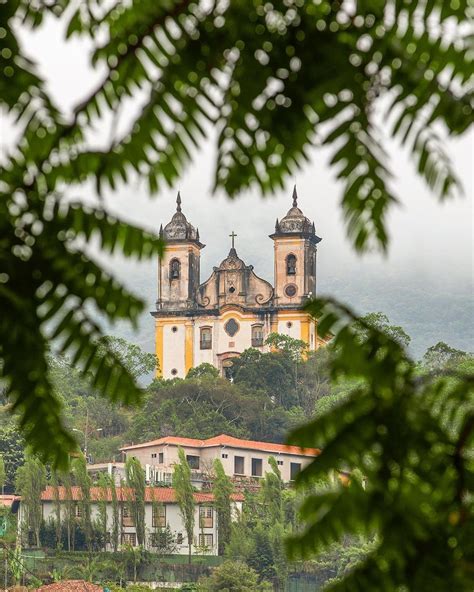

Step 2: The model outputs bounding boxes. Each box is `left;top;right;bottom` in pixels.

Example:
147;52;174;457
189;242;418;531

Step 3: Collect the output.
185;324;194;374
300;319;310;345
155;323;164;377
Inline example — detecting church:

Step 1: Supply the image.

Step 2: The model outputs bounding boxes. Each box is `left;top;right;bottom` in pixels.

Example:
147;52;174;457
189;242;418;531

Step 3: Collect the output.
152;187;324;378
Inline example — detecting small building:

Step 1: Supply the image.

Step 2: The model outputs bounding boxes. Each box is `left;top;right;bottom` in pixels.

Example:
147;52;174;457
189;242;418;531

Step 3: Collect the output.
33;486;243;555
121;434;320;486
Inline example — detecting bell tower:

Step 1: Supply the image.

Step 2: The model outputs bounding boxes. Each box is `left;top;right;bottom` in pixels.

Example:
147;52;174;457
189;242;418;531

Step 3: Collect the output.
157;192;204;310
270;186;321;307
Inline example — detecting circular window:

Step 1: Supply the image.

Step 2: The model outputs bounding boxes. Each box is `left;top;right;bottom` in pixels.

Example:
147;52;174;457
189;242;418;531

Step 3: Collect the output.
285;284;297;297
171;326;178;333
171;368;178;376
224;318;239;337
287;321;293;329
229;286;236;293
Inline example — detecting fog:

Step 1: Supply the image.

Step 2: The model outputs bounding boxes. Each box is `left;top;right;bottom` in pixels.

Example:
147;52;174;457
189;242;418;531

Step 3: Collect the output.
3;15;473;357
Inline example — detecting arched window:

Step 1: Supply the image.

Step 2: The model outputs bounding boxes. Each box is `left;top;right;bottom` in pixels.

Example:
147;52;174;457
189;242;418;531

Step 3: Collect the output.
200;327;212;350
286;254;297;275
170;258;180;279
251;325;264;347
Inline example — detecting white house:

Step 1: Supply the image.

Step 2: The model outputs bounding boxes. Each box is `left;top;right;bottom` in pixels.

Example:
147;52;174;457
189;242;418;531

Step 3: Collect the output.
31;486;243;556
120;433;320;486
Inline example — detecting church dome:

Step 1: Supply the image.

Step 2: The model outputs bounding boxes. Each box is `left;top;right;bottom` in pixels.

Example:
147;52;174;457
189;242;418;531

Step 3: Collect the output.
161;192;200;242
273;186;321;244
276;186;314;235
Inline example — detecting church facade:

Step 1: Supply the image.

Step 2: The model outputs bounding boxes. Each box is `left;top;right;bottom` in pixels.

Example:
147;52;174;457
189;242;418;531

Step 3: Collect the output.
152;187;324;379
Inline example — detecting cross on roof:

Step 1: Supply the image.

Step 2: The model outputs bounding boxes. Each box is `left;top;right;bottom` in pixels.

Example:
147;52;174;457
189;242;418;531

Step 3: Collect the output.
229;231;237;249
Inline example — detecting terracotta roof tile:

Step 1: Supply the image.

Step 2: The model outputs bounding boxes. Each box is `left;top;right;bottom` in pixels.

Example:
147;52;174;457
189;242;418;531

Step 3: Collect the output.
34;581;102;592
40;486;244;503
120;433;320;457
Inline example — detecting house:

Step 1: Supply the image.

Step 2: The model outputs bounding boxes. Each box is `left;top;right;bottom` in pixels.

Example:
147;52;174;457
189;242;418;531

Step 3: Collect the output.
120;433;320;485
31;486;243;555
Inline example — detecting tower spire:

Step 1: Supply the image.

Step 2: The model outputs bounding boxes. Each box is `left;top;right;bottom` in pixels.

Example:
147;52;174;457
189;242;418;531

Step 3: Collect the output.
292;185;298;208
176;191;182;213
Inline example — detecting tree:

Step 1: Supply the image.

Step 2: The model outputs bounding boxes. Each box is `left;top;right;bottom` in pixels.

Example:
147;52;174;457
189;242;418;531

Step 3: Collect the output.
0;427;24;489
265;333;308;361
287;298;474;590
125;456;146;547
186;364;220;380
212;459;233;555
1;0;470;467
110;474;120;553
197;560;272;592
72;454;93;552
173;448;196;564
15;454;46;547
261;457;283;526
355;312;411;348
50;470;62;549
0;455;5;495
97;336;157;382
96;472;109;551
422;341;470;371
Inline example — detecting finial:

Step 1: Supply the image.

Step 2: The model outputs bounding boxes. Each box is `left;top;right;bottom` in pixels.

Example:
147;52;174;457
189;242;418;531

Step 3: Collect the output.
196;228;200;241
292;185;298;208
159;223;163;236
176;191;182;212
275;218;280;232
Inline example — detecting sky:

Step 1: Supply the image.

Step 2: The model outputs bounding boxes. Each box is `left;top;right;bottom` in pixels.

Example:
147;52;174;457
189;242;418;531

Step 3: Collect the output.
3;13;473;357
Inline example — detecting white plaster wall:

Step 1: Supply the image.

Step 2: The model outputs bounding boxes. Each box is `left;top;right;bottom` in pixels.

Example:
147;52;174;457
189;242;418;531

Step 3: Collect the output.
163;324;185;377
277;319;302;340
40;501;219;555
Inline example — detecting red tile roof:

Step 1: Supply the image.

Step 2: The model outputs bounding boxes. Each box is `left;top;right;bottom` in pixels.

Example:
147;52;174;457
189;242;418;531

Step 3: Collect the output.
0;495;21;508
33;581;102;592
40;486;243;503
120;433;320;457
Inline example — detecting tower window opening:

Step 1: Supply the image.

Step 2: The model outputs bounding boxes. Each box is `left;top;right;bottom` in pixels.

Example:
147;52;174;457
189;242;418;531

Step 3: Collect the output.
286;254;297;275
170;258;180;279
200;327;212;350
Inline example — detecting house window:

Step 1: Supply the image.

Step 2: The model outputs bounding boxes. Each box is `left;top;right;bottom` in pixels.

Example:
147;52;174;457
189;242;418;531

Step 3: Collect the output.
151;453;156;458
200;327;212;350
152;505;166;528
286;254;297;275
251;324;264;347
170;258;180;279
186;455;200;470
74;503;82;518
121;533;136;546
224;318;239;337
122;505;134;527
159;452;164;464
199;506;213;528
176;533;184;545
234;456;245;475
277;460;284;466
251;458;263;477
222;453;228;459
290;462;302;481
198;534;213;548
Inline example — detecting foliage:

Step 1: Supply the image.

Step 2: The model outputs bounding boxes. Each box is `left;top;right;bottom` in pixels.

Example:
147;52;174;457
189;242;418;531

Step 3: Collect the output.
287;297;474;590
212;459;233;555
15;454;46;546
0;455;5;493
422;341;470;372
97;336;157;382
72;454;93;552
173;448;196;564
0;426;24;489
125;456;146;546
197;560;272;592
96;472;109;551
187;364;220;380
354;312;411;348
265;333;308;361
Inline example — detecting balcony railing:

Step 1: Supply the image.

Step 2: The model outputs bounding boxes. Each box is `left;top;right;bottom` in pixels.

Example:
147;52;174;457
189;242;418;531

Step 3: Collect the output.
200;340;212;350
251;338;263;347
